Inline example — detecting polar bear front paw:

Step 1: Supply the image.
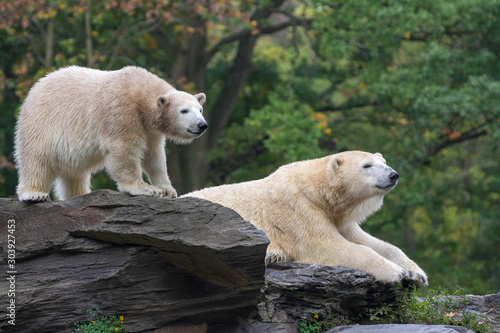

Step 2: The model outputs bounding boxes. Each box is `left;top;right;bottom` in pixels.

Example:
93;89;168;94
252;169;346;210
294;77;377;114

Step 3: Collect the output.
120;183;166;198
19;191;51;202
400;260;428;285
160;184;178;198
403;270;428;285
369;261;406;284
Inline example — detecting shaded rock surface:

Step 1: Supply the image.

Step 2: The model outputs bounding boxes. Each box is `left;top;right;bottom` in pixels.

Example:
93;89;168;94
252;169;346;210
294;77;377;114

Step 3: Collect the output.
435;293;500;332
259;262;402;322
258;262;500;333
326;324;474;333
0;190;269;332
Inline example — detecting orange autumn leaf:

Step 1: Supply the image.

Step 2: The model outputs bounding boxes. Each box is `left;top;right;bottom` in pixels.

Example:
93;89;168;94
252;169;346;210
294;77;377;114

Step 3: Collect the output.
448;131;461;141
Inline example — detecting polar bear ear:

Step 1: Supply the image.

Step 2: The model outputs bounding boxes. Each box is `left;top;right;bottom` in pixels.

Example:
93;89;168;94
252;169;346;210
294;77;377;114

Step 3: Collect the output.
331;156;343;171
375;152;383;157
157;96;170;108
194;93;206;106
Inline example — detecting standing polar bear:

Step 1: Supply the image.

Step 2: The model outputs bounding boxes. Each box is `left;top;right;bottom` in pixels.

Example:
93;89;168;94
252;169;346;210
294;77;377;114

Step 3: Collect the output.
15;66;207;201
185;151;428;285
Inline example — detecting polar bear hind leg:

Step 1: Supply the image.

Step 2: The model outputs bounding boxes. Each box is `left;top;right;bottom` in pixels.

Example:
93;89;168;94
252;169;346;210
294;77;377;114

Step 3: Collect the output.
55;174;91;200
17;158;55;201
18;190;51;202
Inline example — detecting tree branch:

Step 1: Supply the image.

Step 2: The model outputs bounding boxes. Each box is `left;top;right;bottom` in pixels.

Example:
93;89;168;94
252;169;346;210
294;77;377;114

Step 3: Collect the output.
413;125;489;167
427;129;488;157
205;0;292;149
316;99;376;112
204;16;311;64
398;28;477;43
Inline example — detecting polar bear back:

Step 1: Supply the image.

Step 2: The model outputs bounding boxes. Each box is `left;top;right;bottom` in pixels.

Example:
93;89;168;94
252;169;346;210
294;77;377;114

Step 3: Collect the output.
185;156;333;233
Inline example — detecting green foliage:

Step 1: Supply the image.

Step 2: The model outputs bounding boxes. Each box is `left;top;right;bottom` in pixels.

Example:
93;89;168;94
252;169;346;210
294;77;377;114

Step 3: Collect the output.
209;89;326;184
0;0;499;295
298;318;324;333
390;287;493;333
298;313;351;333
73;308;126;333
305;0;500;295
298;319;321;333
298;287;494;333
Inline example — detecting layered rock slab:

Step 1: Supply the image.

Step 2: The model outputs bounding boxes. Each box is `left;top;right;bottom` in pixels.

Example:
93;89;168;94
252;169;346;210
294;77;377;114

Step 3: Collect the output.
259;262;401;322
0;190;269;332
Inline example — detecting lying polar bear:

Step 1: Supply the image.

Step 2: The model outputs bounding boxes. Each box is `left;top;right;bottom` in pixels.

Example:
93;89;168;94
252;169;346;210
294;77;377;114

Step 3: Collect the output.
184;151;427;285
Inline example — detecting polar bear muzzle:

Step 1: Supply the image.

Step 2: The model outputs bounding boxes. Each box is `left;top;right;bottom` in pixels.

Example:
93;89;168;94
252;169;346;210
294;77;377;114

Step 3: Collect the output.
376;167;399;190
188;121;208;135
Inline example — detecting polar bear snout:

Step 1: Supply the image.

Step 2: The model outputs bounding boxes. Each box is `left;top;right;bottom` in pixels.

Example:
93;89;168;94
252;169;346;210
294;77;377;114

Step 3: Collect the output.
389;170;399;183
188;121;208;135
197;121;208;133
375;166;399;190
386;170;400;188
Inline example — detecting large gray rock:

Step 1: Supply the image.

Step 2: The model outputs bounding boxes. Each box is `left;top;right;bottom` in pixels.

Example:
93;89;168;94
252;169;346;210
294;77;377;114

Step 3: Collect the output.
326;324;474;333
434;293;500;333
0;190;269;332
259;263;500;333
259;262;403;322
2;189;498;333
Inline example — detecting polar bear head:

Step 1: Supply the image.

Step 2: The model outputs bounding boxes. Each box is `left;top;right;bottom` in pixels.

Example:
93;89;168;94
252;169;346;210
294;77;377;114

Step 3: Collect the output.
155;91;208;143
330;151;399;196
326;151;399;222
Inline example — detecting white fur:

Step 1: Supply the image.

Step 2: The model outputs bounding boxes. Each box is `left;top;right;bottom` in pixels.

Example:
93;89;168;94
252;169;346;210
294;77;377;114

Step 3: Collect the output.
15;66;207;201
184;151;428;285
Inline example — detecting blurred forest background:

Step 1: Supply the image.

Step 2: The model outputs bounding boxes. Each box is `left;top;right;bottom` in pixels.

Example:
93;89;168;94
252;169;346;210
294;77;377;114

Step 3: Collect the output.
0;0;499;295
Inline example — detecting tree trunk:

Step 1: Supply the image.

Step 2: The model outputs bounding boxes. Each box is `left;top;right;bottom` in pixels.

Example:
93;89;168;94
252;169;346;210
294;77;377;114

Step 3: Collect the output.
44;17;55;68
166;4;208;194
85;0;93;67
166;0;287;194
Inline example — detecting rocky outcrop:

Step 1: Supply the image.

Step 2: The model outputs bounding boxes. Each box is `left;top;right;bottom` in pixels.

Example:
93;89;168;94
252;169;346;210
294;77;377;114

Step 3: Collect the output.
1;190;498;333
0;190;269;332
326;324;475;332
259;263;500;333
436;293;500;332
259;263;402;322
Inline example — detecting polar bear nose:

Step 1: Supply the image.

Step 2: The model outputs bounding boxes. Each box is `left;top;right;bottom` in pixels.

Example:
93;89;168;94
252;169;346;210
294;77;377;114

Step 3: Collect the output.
389;171;399;182
198;121;208;132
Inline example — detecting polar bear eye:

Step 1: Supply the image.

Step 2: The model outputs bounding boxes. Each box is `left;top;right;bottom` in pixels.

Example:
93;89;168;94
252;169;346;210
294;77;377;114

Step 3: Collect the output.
363;164;373;169
180;109;189;114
